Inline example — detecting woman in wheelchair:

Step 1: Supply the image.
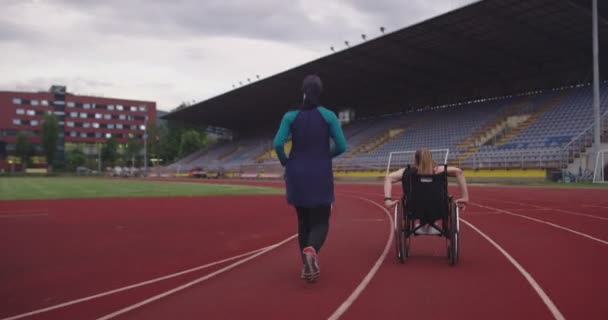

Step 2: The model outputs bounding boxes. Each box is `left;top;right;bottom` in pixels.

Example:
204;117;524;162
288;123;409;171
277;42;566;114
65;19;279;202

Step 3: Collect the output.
383;148;469;235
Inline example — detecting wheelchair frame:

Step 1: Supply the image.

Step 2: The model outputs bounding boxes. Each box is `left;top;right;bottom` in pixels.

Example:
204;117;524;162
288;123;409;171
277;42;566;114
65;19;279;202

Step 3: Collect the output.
393;166;460;265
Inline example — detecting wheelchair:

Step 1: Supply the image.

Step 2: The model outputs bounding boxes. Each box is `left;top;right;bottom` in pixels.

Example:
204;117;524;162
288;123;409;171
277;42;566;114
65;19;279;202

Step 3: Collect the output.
393;165;460;265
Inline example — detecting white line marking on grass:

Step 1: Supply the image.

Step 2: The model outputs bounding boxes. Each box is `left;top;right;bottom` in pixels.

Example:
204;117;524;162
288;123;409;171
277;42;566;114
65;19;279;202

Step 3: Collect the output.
328;195;393;320
95;234;297;320
460;218;565;320
472;202;608;246
0;237;294;320
482;198;608;221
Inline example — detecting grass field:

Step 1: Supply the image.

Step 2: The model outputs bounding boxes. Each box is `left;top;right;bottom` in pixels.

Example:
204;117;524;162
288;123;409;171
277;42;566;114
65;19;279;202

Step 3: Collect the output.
0;178;284;200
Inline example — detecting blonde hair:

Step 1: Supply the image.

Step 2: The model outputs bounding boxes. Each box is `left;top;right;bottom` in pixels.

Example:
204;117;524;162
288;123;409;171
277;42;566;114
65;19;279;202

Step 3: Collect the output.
414;148;435;174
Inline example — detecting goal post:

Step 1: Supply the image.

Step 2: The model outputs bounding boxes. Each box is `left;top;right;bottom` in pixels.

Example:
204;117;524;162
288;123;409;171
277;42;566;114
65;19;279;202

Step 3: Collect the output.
592;149;608;183
386;148;450;175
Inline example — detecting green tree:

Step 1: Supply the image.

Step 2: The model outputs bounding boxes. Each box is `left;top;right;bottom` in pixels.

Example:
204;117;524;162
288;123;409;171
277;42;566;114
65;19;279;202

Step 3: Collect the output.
125;134;142;167
179;129;204;158
65;147;86;170
41;113;60;171
15;131;31;171
102;136;118;167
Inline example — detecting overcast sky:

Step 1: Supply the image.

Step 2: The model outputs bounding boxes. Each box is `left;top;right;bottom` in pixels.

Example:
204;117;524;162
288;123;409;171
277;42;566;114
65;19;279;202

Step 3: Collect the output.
0;0;476;111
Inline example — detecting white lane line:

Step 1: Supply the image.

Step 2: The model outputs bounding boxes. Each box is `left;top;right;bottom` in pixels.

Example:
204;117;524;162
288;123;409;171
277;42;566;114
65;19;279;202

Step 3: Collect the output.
472;202;608;246
0;238;293;320
582;204;608;210
95;234;297;320
481;198;608;221
328;195;393;320
460;218;565;320
0;213;48;218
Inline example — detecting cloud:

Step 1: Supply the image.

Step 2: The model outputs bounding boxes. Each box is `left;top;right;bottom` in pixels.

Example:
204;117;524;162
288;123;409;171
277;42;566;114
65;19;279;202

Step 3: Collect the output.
0;0;477;110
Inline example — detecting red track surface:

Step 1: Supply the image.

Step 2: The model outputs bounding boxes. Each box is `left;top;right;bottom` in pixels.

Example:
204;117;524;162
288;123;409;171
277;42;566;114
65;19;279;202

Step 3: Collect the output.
1;181;607;319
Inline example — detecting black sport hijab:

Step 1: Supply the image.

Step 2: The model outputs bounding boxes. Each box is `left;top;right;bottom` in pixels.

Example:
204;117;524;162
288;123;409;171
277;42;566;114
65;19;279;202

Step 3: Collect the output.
301;75;323;110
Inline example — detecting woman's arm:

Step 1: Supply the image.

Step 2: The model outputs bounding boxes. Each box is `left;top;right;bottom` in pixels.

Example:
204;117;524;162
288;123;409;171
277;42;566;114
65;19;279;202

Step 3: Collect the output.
384;168;404;207
318;107;347;157
272;111;298;166
443;166;469;207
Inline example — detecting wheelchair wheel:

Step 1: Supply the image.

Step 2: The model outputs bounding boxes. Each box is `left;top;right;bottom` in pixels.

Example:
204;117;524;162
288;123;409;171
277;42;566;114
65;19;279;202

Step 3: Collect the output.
448;199;460;265
394;203;405;263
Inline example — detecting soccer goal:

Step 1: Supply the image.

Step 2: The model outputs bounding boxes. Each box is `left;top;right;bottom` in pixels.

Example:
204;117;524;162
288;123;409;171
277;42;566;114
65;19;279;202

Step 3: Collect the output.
386;149;450;175
592;149;608;183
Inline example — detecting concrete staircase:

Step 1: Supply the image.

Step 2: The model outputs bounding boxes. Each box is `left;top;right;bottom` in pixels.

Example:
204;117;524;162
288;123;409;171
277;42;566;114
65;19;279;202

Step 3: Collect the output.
494;95;562;146
352;129;406;155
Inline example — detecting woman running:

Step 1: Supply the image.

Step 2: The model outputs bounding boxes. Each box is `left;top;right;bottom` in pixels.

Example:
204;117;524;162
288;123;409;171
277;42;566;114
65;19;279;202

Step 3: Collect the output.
273;74;347;282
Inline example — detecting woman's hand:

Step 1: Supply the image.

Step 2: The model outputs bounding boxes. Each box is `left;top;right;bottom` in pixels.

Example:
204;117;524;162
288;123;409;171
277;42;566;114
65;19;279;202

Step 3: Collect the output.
384;199;398;208
455;198;468;212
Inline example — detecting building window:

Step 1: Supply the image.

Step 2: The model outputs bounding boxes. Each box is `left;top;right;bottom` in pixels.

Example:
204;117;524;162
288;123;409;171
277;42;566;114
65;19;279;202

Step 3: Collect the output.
139;125;146;131
95;132;102;138
31;120;39;126
31;100;39;106
13;119;21;125
70;112;78;117
67;102;75;108
26;110;36;116
83;103;91;109
104;114;112;120
12;98;22;104
108;124;115;129
119;114;126;120
93;123;100;129
80;113;87;119
116;124;123;129
54;111;65;116
130;125;137;130
116;105;124;111
127;115;134;121
105;133;112;138
67;121;75;127
95;113;102;119
80;132;87;138
71;131;77;137
41;100;49;106
16;109;25;115
108;105;115;110
54;100;65;106
130;106;137;112
139;105;147;112
83;123;90;128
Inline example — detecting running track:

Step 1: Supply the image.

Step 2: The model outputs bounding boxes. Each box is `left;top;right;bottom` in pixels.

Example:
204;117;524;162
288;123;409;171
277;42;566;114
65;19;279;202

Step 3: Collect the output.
0;181;607;319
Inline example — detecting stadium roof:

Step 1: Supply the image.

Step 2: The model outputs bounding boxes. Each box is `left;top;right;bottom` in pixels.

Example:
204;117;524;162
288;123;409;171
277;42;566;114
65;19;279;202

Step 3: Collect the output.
164;0;608;133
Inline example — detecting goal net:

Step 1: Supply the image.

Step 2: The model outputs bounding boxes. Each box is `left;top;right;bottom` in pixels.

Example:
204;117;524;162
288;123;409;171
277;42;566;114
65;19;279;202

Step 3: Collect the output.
386;149;450;175
593;149;608;183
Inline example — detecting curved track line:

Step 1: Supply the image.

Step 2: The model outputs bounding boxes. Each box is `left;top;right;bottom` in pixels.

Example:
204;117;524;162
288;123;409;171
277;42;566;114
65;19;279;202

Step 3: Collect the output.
95;235;297;320
0;240;287;320
472;202;608;246
460;218;565;320
328;195;393;320
480;197;608;221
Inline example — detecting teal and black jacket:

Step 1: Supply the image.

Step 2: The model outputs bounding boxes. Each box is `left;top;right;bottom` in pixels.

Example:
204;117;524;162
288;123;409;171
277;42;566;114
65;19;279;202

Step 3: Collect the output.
273;106;347;207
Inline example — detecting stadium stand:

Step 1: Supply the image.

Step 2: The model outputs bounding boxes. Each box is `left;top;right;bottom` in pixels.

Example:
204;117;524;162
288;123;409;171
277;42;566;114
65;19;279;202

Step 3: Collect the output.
166;84;607;176
161;0;608;179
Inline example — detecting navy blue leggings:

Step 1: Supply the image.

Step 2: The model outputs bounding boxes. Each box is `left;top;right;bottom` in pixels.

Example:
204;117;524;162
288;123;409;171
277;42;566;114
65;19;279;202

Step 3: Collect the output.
295;206;331;253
